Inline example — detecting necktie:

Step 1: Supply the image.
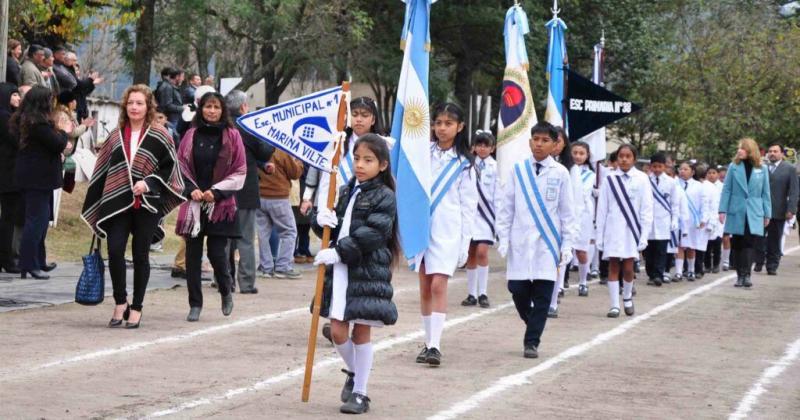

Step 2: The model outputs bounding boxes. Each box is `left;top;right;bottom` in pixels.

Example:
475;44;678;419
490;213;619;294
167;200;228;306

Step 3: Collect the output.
770;164;776;174
479;160;486;170
683;181;688;190
656;176;660;185
536;163;542;176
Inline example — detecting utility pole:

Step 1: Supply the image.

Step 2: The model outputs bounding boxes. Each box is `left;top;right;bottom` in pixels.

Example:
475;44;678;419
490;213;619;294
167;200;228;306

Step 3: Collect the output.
0;0;9;83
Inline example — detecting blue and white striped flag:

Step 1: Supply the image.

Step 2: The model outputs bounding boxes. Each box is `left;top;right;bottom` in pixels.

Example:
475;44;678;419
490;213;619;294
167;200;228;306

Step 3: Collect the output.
544;15;568;128
390;0;436;260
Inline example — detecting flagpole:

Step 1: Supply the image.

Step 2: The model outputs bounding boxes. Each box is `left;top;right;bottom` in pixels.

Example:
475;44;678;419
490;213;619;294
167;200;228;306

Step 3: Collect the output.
302;81;350;403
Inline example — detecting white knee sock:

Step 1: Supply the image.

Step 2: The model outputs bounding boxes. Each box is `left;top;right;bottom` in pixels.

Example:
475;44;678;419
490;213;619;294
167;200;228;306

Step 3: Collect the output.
622;281;633;304
591;246;600;271
422;315;431;347
687;258;695;274
353;342;374;396
429;312;446;350
334;339;356;372
607;281;620;309
466;268;477;298
722;248;730;265
579;262;590;286
477;265;489;296
675;258;684;276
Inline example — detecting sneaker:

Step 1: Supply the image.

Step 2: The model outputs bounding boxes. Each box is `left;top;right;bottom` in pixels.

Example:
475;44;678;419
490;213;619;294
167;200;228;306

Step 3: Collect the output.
461;295;477;306
426;347;442;366
722;263;729;271
275;269;302;279
257;269;274;278
578;284;588;297
590;269;599;279
524;345;538;359
415;346;429;363
340;369;355;403
547;307;558;318
340;392;370;414
478;294;490;308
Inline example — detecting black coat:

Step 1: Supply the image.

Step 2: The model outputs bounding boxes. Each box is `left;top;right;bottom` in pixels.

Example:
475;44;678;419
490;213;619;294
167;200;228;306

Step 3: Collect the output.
6;57;21;86
312;178;398;325
14;122;68;191
155;80;183;124
0;83;19;193
232;111;274;209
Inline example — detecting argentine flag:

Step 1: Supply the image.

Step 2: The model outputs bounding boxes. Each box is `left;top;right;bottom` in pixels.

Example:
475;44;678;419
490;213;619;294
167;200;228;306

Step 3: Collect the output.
391;0;435;260
544;15;568;128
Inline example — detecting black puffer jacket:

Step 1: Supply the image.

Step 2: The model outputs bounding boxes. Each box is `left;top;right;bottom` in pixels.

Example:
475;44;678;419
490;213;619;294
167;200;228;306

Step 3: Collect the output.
312;177;398;325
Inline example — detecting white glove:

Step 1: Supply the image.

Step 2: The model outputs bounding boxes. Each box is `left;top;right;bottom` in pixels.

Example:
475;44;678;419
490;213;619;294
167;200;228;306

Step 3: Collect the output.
637;241;648;252
559;249;572;266
670;219;679;232
316;208;338;228
457;240;470;267
313;248;341;266
595;241;603;252
591;187;599;198
497;241;509;258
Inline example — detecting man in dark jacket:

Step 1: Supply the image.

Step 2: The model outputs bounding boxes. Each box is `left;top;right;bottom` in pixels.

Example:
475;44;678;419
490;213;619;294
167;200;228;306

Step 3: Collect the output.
155;67;184;126
53;49;101;121
225;90;274;293
755;143;799;275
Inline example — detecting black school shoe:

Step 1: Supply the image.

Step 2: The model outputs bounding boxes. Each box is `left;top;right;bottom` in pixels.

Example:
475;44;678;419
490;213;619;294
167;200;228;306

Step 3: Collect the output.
478;294;490;308
340;369;355;402
426;347;442;366
340;392;370;414
415;346;429;363
524;345;538;358
461;295;477;306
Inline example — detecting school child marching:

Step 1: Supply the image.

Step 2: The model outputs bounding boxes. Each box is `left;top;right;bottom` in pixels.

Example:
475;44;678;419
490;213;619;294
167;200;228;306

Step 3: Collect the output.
595;144;653;317
463;130;498;309
496;121;576;358
644;152;680;286
312;134;401;414
567;141;595;298
675;162;713;281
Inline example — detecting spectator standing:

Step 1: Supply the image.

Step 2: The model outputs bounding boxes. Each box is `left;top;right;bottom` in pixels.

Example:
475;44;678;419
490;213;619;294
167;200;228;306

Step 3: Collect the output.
225;89;274;294
40;48;60;93
256;149;304;279
754;143;799;275
0;83;22;273
19;45;47;88
6;40;23;86
182;73;202;105
155;67;184;126
10;86;72;279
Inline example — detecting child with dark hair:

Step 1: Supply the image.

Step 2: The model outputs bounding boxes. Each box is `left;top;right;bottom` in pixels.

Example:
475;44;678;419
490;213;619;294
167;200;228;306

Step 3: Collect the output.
462;130;497;309
644;152;680;286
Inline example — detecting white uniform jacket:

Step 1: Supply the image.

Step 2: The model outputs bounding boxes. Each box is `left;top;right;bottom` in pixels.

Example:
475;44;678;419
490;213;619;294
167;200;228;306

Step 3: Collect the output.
705;179;723;240
473;155;498;242
596;167;654;259
496;155;576;281
648;173;680;241
678;178;712;250
414;144;478;276
574;164;596;251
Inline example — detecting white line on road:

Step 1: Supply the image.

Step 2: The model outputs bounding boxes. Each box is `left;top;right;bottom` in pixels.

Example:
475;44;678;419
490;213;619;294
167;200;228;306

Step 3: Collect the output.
140;302;516;419
729;336;800;420
427;246;800;420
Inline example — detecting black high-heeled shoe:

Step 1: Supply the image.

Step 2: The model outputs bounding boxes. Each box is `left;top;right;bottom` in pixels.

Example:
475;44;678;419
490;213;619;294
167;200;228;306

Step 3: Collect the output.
42;262;57;272
21;270;49;280
108;304;130;328
125;310;142;329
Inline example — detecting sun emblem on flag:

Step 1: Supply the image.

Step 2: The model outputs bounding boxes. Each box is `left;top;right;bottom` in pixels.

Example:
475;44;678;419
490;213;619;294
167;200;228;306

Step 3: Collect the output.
402;97;430;139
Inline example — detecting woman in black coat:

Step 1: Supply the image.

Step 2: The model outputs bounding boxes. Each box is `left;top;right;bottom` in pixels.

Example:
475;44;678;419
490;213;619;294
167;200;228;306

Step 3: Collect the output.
10;86;72;279
312;134;399;414
0;83;22;273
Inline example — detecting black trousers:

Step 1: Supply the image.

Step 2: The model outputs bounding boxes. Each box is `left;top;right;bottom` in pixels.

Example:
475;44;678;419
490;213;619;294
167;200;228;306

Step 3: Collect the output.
644;240;668;280
186;234;231;308
693;250;706;275
754;218;784;271
105;208;161;311
731;221;761;277
0;192;22;267
704;238;722;269
19;189;51;272
508;280;555;348
295;222;312;256
599;253;609;279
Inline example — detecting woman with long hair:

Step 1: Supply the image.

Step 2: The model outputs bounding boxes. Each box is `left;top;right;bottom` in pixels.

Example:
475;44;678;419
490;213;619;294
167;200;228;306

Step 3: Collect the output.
176;91;246;322
10;86;71;280
718;138;771;288
82;84;185;328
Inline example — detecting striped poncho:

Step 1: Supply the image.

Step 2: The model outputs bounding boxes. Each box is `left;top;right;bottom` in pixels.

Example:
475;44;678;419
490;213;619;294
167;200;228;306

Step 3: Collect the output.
81;124;185;238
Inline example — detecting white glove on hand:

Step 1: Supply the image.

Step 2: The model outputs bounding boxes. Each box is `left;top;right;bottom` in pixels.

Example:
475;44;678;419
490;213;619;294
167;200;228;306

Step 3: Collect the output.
313;248;341;266
559;249;572;266
595;241;603;252
457;240;470;267
316;208;338;228
497;241;509;258
592;187;600;198
637;241;648;252
670;219;679;232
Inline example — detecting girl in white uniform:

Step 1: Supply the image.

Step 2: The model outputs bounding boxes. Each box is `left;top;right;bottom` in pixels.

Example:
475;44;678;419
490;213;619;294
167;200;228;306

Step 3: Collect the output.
313;135;400;414
675;162;713;281
596;144;653;318
548;127;584;318
570;141;595;297
415;103;478;366
462;131;497;309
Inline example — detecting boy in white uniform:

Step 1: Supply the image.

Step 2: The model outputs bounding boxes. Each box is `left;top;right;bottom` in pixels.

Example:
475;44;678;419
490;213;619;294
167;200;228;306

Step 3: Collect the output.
644;152;679;286
463;131;498;309
676;162;713;281
496;122;575;358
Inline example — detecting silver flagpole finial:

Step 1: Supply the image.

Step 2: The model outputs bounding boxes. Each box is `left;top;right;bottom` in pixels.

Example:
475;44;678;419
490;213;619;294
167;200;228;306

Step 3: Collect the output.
601;29;605;46
552;0;560;17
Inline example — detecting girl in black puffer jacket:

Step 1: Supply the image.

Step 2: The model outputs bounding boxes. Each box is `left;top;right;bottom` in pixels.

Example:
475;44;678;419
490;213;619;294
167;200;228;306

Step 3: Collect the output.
313;133;400;415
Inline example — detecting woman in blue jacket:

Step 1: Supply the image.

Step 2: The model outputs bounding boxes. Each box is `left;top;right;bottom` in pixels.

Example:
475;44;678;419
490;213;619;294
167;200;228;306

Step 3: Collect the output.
718;138;771;288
